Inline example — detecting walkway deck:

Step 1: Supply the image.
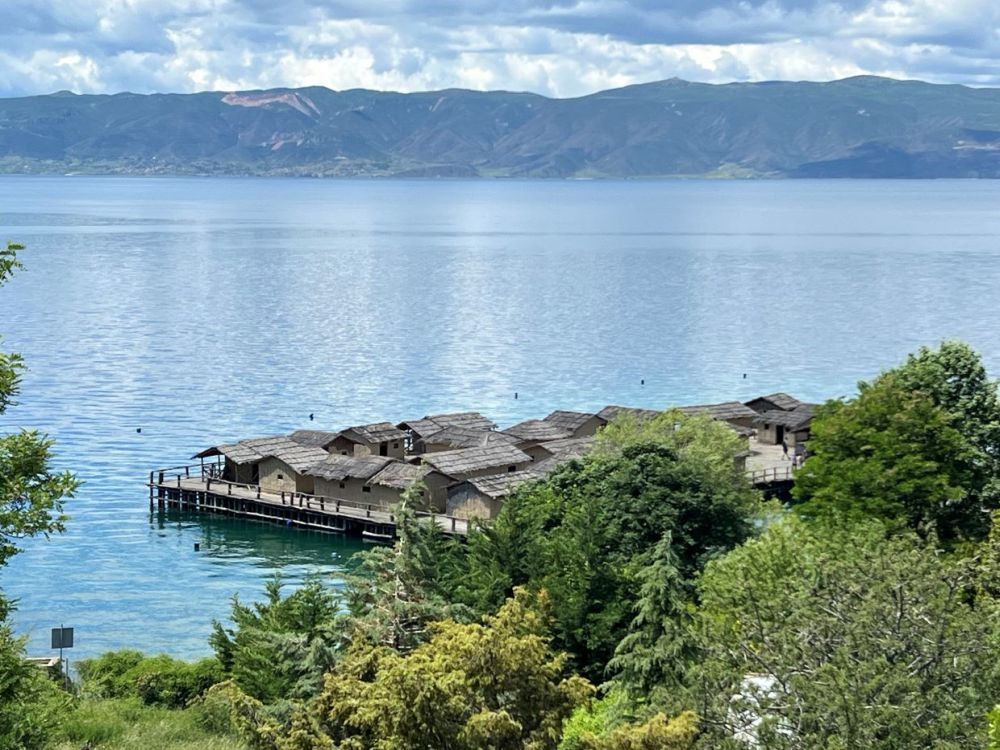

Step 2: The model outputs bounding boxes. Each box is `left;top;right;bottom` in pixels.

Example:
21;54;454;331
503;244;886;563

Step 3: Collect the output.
148;468;469;538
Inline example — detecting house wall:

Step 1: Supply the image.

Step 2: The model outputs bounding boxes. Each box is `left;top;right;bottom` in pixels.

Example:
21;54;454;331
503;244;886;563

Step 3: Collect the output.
329;436;405;459
448;460;532;482
570;416;606;437
313;476;371;506
522;444;552;462
446;484;503;520
259;457;314;494
224;458;257;484
756;422;782;445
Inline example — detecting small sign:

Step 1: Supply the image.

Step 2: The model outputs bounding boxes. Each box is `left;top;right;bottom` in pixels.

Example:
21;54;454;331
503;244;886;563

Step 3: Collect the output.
51;627;74;650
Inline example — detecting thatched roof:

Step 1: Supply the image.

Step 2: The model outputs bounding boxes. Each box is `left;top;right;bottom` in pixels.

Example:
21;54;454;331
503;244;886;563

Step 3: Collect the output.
288;430;340;449
258;441;331;473
745;393;805;413
398;411;497;438
458;469;547;500
366;462;431;489
502;419;573;443
338;422;408;445
192;435;293;464
306;454;397;482
421;443;532;477
677;401;760;422
543;410;605;433
422;425;520;450
535;436;595;460
596;405;662;423
753;405;815;431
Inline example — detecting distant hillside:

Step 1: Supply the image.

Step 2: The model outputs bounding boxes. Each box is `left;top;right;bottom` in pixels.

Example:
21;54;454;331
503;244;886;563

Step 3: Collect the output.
4;77;1000;177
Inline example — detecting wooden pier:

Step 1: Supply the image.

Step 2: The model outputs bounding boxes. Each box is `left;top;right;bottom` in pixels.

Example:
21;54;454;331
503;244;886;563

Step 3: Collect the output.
148;463;469;539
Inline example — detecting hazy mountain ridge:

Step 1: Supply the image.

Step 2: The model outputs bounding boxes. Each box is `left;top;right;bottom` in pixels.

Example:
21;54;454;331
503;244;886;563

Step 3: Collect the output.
3;76;1000;177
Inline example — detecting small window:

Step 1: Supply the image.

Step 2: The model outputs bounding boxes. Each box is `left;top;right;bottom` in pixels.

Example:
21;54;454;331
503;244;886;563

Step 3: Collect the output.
507;465;516;473
341;450;348;455
339;482;345;489
277;473;284;480
362;486;371;493
392;442;399;448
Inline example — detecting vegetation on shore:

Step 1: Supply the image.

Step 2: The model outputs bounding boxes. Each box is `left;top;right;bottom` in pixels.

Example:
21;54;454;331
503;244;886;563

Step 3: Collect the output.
6;239;1000;747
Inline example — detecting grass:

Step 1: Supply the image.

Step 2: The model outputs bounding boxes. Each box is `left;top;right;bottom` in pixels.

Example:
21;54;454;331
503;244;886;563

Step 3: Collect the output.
52;698;246;750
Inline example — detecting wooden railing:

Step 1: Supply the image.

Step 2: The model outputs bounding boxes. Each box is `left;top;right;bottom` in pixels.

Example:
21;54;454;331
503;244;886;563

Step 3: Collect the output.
747;466;795;484
149;464;467;533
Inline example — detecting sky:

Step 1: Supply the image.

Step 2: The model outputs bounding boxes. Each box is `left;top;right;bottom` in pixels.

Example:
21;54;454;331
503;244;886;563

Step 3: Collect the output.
1;0;999;98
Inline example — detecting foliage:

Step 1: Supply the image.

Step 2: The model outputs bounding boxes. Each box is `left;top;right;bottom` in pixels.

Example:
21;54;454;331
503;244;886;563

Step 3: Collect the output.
53;697;246;750
210;575;346;704
0;241;78;569
344;484;472;653
685;516;1000;750
77;649;224;708
560;690;699;750
227;589;593;750
461;411;761;678
0;620;69;750
794;342;1000;542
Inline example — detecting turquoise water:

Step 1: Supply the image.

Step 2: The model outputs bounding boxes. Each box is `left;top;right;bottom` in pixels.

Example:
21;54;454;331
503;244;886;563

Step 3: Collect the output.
3;175;1000;660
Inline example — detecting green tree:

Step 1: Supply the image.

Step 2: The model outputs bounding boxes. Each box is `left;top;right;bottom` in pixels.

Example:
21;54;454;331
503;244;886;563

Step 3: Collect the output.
794;343;1000;542
345;484;473;653
210;575;346;703
686;517;1000;750
461;412;761;679
0;241;78;569
0;622;68;750
227;589;593;750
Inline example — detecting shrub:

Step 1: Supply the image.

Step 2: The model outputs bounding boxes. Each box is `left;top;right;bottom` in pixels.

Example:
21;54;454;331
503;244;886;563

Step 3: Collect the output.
77;650;224;708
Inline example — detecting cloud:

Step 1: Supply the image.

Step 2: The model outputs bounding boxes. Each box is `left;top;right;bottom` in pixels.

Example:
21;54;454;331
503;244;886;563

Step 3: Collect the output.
0;0;998;97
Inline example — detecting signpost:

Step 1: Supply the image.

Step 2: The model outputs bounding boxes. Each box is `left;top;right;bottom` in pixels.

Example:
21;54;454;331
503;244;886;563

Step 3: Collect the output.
51;626;74;689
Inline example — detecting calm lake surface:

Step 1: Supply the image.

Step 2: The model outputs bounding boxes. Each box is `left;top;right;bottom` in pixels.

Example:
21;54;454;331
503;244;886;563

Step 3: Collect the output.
2;175;1000;661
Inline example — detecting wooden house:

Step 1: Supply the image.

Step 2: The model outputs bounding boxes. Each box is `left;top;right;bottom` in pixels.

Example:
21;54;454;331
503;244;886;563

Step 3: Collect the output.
753;406;815;450
305;454;398;506
446;470;544;520
529;436;595;463
193;435;295;484
501;419;573;458
256;440;330;494
542;410;607;438
328;422;408;458
397;411;497;453
420;443;533;481
365;461;455;512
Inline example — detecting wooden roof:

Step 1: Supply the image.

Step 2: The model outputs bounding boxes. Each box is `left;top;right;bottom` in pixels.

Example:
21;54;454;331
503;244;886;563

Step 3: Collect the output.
338;422;408;445
535;436;595;460
459;469;546;500
753;405;815;431
502;419;573;443
366;461;430;489
422;425;521;450
192;435;293;464
398;411;497;438
543;410;605;432
596;405;662;423
258;441;331;473
421;443;532;477
745;392;805;412
288;429;340;448
306;454;397;481
677;401;760;421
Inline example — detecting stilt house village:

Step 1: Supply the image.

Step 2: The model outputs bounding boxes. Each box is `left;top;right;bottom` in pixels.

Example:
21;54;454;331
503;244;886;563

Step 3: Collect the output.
151;393;816;538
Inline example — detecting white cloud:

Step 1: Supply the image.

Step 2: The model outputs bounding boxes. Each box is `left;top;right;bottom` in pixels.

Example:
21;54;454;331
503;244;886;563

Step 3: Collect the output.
0;0;999;97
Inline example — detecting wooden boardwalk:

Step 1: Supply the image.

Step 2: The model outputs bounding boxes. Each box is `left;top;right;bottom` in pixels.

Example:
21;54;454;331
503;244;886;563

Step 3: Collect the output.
148;466;469;539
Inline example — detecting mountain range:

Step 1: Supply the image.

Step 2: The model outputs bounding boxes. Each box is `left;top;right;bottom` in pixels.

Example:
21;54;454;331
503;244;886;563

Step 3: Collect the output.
3;76;1000;178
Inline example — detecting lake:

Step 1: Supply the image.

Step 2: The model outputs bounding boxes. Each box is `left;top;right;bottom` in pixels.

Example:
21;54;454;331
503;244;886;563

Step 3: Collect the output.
2;175;1000;661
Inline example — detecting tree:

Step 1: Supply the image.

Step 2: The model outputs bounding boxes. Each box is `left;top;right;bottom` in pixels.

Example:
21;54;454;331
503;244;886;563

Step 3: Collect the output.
210;575;346;703
685;517;1000;750
344;484;473;653
0;622;67;750
794;342;1000;542
226;589;593;750
461;412;761;679
0;242;78;569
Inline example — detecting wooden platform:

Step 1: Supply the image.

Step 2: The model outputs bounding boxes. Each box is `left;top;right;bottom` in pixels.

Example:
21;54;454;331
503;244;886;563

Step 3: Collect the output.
148;469;469;539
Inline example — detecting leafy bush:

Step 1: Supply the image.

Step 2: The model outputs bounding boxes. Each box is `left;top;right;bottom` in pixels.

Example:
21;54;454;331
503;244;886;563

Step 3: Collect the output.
78;650;224;708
